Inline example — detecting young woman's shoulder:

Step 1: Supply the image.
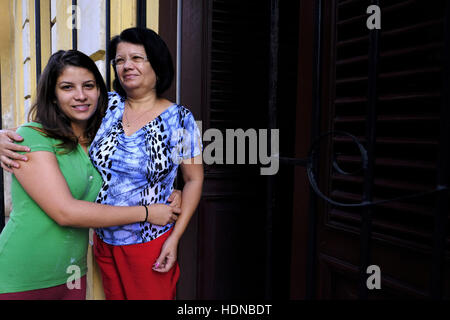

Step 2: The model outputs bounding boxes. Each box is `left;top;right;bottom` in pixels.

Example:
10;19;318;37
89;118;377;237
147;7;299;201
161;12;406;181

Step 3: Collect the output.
17;122;44;137
16;122;55;153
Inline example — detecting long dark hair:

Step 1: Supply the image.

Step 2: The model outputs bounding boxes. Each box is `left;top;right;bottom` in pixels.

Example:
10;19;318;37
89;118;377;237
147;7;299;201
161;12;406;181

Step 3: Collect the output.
28;50;107;152
109;27;174;97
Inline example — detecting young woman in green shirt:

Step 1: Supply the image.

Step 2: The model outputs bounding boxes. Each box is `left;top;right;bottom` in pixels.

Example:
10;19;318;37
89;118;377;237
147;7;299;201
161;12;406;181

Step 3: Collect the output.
0;50;181;299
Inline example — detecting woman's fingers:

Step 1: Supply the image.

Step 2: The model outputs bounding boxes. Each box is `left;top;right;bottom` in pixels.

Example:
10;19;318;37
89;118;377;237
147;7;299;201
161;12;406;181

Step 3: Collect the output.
153;236;178;273
172;207;181;214
147;204;181;225
168;189;182;208
0;130;23;144
4;148;29;161
4;130;24;142
153;251;176;273
0;155;20;170
0;132;29;155
1;161;14;173
169;207;181;223
0;131;30;170
157;257;175;273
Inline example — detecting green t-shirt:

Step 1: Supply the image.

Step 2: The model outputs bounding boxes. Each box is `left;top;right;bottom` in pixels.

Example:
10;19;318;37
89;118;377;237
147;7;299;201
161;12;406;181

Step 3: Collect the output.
0;122;102;293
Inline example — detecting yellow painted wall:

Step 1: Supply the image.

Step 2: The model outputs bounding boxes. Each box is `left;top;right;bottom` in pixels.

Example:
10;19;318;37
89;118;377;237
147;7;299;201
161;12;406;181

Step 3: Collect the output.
147;0;159;32
0;1;12;50
40;0;51;72
55;0;73;51
0;0;13;124
0;0;15;217
28;0;38;114
111;0;137;37
13;0;24;126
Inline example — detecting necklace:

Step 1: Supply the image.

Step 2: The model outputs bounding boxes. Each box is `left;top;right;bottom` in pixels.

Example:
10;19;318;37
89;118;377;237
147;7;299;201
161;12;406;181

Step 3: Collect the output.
124;100;154;128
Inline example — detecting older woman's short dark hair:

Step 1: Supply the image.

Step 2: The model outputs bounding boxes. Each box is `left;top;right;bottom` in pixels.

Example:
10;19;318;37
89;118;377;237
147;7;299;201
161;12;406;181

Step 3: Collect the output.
109;27;174;97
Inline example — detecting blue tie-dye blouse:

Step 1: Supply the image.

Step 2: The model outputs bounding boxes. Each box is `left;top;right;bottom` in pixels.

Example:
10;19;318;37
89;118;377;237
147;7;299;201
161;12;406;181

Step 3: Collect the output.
89;92;202;245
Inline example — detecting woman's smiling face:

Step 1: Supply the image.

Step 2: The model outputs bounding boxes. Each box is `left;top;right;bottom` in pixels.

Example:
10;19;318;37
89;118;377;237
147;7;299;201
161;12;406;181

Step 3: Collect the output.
54;66;100;130
114;42;157;94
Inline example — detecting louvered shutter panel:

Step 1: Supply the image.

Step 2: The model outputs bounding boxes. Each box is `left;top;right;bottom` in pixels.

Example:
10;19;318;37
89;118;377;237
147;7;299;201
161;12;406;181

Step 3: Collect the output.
210;0;268;132
330;0;447;249
195;0;269;299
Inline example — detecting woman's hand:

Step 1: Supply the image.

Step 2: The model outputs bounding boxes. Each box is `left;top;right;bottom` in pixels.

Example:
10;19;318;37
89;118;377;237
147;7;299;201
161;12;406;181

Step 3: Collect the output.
0;129;30;173
147;203;181;226
167;189;182;209
152;234;179;273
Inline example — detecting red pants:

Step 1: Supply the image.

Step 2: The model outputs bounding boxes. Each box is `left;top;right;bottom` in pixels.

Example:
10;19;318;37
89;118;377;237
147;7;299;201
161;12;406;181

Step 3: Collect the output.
94;230;180;300
0;276;86;300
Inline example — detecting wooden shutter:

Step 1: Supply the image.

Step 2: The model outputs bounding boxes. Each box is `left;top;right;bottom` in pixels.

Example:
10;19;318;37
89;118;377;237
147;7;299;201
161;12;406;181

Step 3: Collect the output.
318;0;448;297
209;0;269;130
195;0;270;299
331;0;446;253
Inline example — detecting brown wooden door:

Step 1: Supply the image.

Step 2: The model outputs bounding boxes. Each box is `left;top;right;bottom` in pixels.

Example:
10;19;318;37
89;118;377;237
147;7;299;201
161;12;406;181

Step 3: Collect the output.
172;0;271;299
164;0;450;299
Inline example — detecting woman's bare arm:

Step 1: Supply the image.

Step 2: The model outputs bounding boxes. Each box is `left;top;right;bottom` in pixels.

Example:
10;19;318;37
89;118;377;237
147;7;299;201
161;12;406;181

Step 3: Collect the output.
13;150;180;227
153;155;203;272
